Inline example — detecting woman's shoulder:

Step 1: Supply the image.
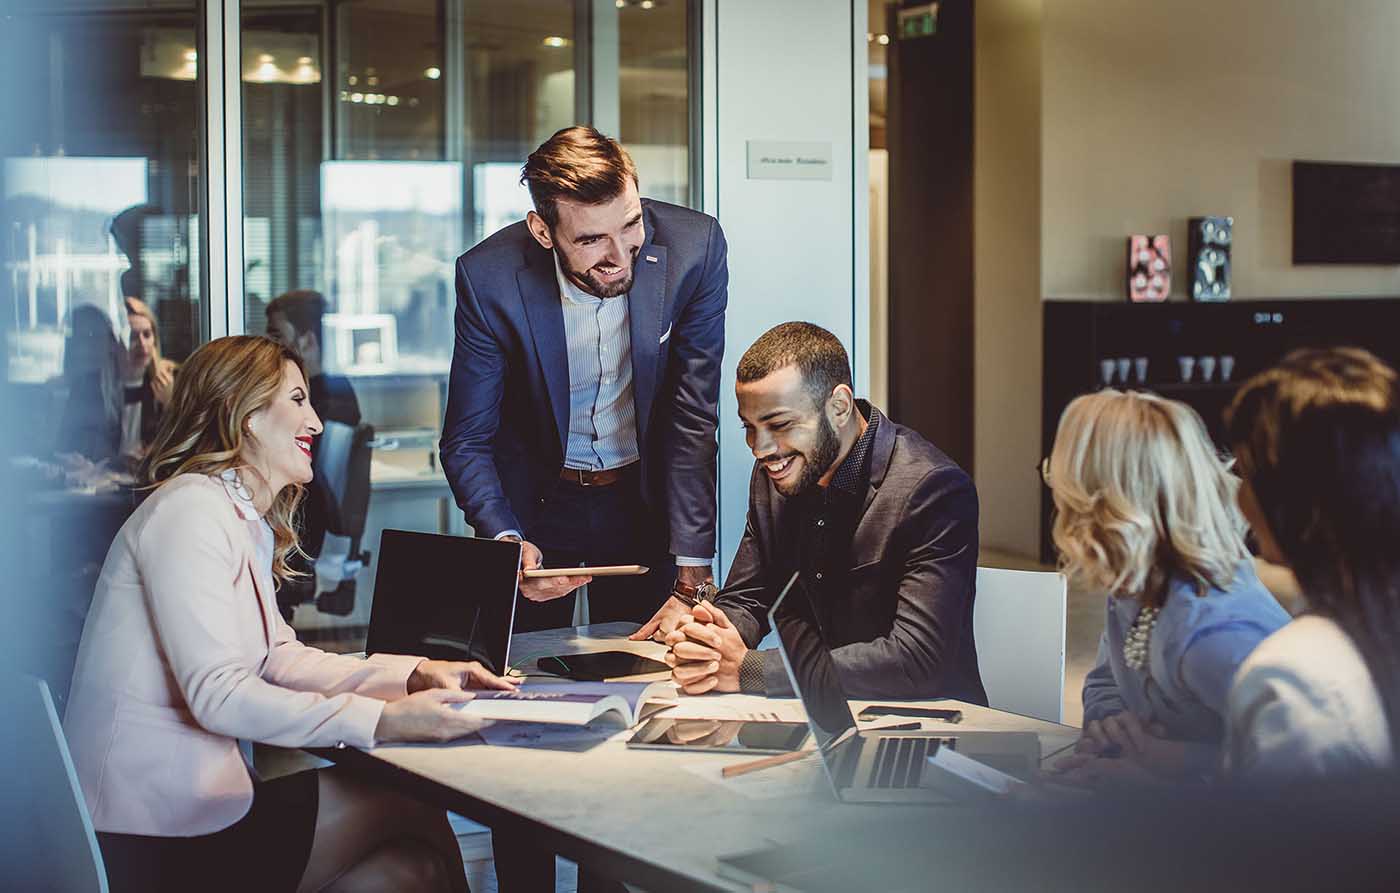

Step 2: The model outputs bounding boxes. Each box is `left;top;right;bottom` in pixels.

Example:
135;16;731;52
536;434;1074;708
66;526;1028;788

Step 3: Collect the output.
1162;564;1290;626
137;474;239;529
1229;616;1390;770
1237;615;1360;684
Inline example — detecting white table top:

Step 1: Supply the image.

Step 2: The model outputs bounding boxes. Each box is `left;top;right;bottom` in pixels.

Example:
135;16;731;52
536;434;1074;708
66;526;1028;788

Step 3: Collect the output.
327;622;1079;892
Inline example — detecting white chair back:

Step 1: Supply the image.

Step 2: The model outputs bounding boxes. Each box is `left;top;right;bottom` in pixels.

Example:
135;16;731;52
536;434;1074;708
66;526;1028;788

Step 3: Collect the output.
972;567;1067;724
1;674;108;891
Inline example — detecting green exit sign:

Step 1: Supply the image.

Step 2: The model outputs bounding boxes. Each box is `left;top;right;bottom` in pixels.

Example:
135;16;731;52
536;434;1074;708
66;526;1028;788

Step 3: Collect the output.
897;3;939;40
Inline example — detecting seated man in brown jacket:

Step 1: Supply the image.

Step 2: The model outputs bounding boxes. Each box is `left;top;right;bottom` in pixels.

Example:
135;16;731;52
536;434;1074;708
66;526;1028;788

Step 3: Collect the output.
664;321;986;702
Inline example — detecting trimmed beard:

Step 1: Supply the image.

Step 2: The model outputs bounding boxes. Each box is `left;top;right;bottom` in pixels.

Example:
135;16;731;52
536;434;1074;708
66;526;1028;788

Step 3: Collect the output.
778;413;843;498
557;248;638;298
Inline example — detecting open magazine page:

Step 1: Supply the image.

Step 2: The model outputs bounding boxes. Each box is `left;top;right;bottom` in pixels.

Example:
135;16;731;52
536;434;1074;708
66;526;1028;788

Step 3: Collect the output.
456;680;677;725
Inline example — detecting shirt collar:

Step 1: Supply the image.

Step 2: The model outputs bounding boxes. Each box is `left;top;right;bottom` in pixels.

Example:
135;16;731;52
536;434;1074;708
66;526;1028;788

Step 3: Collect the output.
828;403;879;497
218;468;263;521
553;252;610;305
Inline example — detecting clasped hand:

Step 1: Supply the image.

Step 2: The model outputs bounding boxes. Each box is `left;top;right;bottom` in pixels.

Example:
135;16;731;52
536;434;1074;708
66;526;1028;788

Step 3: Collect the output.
1043;711;1192;790
662;601;748;694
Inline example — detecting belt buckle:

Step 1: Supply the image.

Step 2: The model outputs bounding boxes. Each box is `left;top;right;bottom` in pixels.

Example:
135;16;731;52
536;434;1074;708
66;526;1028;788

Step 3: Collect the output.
574;468;591;487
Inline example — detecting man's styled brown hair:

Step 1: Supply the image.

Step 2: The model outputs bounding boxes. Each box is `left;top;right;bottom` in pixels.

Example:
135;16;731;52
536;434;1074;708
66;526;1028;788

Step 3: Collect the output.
521;126;639;228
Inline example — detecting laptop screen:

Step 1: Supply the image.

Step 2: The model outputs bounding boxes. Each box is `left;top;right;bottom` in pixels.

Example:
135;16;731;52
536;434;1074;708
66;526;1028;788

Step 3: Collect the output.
365;530;522;675
768;572;859;750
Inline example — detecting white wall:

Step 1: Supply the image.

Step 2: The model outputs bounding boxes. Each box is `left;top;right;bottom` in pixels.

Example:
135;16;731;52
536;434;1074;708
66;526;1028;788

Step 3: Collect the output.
974;0;1043;559
1043;0;1400;300
705;0;867;575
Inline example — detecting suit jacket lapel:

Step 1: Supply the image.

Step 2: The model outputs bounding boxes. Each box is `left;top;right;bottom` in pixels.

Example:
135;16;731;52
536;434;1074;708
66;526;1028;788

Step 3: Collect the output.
628;237;666;446
518;245;570;457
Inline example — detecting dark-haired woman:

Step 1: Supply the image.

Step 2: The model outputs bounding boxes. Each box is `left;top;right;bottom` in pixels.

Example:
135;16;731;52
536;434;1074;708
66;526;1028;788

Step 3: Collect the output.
1225;346;1397;777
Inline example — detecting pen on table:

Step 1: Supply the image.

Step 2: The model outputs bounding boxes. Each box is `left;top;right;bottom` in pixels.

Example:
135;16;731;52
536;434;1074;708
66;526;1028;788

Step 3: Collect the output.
721;749;814;779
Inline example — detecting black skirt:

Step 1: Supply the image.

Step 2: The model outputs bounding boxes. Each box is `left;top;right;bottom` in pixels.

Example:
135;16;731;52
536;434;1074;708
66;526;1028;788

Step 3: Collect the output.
96;769;320;893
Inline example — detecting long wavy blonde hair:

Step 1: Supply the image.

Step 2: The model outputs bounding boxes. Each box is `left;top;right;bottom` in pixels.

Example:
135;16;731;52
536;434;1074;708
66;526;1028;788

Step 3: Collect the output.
1048;389;1249;606
141;336;308;583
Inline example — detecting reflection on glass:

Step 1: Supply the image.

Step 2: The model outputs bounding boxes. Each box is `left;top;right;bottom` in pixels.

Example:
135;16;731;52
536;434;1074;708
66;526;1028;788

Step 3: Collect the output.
1;1;205;711
619;0;691;205
239;0;694;643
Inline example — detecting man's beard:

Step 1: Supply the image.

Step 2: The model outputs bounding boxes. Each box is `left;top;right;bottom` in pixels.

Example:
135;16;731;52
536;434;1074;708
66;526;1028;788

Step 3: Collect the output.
559;249;637;298
776;413;843;498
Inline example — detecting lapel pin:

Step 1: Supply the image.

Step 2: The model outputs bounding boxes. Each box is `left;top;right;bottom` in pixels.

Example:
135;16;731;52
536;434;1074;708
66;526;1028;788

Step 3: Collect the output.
645;255;658;263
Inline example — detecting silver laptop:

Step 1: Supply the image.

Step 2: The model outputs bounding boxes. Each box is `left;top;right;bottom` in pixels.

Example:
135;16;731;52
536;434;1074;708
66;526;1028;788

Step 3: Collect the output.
768;572;1041;804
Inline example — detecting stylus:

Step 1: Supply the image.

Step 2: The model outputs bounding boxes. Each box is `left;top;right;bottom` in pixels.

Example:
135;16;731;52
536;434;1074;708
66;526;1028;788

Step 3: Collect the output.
721;749;814;779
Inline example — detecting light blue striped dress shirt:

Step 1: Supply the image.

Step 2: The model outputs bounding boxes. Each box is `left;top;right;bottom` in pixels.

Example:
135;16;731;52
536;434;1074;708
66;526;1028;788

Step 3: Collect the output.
554;255;641;472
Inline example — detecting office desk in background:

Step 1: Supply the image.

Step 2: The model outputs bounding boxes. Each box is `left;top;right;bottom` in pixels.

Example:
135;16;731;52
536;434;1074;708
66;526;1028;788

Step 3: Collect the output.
316;623;1080;893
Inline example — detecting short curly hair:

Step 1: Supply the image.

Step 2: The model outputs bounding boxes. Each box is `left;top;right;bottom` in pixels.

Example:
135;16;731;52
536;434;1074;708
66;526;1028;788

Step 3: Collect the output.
736;322;852;412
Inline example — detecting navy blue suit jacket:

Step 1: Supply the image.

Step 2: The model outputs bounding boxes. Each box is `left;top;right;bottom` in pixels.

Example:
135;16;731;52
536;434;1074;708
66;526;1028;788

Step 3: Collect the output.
440;199;727;559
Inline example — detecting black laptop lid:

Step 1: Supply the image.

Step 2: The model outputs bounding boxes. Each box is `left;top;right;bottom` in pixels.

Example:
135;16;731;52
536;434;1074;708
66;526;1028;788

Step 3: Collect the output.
768;572;859;750
365;530;522;675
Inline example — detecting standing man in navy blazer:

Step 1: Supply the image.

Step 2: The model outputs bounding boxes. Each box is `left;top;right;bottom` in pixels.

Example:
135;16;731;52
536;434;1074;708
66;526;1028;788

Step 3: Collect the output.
442;124;727;638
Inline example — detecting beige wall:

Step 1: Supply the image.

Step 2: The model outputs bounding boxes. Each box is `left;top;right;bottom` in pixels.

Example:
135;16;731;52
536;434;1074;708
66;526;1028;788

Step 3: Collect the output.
1043;0;1400;299
975;0;1043;557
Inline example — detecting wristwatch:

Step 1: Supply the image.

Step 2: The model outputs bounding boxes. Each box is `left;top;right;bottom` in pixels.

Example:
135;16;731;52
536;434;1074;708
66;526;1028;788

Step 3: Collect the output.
671;579;718;608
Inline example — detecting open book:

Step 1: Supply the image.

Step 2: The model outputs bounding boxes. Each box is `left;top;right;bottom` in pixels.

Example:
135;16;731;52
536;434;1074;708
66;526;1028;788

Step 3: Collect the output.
453;681;676;727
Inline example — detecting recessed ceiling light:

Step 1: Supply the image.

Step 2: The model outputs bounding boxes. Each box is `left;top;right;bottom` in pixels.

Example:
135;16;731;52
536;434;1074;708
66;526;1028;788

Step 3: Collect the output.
542;36;570;48
424;66;441;79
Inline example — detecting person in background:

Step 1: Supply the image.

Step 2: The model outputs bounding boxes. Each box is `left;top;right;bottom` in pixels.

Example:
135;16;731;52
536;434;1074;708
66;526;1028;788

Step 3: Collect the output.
1044;390;1289;788
1225;347;1399;778
55;304;125;462
63;335;541;892
665;322;986;703
265;289;361;429
119;296;177;463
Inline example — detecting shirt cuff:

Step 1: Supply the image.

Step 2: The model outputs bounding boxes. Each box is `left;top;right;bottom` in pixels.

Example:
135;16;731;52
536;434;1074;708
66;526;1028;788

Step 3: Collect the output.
674;555;713;568
495;530;523;541
738;650;767;694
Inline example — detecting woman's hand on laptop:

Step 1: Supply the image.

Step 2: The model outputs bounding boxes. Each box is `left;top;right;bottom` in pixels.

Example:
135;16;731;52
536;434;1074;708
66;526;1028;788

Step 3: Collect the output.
515;539;593;602
409;659;518;693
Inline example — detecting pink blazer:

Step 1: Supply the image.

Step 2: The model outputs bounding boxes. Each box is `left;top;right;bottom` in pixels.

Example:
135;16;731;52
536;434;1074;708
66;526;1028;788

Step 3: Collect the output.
64;473;423;837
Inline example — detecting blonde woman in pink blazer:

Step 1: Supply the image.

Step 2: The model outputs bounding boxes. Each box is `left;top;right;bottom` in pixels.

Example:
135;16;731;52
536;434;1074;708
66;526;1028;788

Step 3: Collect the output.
63;336;588;892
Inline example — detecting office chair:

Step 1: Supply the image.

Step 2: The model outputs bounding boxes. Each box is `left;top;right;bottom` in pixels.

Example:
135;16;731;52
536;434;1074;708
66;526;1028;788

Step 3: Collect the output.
313;420;374;616
277;420;375;619
972;567;1068;724
0;673;109;891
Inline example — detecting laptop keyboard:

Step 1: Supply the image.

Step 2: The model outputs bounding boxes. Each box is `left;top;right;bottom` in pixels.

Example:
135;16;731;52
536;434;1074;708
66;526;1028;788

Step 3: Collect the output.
868;737;931;789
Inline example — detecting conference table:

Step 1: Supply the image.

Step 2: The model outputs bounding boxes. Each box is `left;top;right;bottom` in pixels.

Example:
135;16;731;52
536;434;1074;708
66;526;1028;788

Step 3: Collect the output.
316;622;1080;892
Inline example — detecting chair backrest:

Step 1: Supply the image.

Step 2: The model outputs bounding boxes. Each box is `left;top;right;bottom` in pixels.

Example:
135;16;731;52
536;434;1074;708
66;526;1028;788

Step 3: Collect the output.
0;674;108;891
314;420;375;541
972;567;1067;724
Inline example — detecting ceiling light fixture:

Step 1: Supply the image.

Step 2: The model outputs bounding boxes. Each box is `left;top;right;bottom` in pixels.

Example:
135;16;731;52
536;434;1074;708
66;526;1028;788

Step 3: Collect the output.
424;66;441;79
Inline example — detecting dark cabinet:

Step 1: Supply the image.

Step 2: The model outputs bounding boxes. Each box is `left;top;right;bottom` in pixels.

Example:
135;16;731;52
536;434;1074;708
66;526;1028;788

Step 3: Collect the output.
1039;298;1400;562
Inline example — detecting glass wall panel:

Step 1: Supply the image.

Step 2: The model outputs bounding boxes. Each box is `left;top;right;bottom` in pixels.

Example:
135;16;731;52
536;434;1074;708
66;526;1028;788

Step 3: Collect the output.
242;0;694;647
619;0;691;205
1;1;206;705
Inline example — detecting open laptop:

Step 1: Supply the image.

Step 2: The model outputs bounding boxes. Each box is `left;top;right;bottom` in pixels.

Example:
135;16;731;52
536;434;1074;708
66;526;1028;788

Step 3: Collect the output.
768;572;1041;804
365;529;522;675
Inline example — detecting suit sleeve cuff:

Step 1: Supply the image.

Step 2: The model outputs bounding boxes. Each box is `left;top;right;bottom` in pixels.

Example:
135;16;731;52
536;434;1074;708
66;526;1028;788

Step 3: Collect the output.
363;653;425;700
674;555;713;568
738;650;767;694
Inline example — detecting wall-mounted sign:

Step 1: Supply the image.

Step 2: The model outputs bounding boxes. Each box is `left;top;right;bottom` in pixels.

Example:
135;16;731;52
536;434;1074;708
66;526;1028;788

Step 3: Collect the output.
897;3;939;40
746;141;833;181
